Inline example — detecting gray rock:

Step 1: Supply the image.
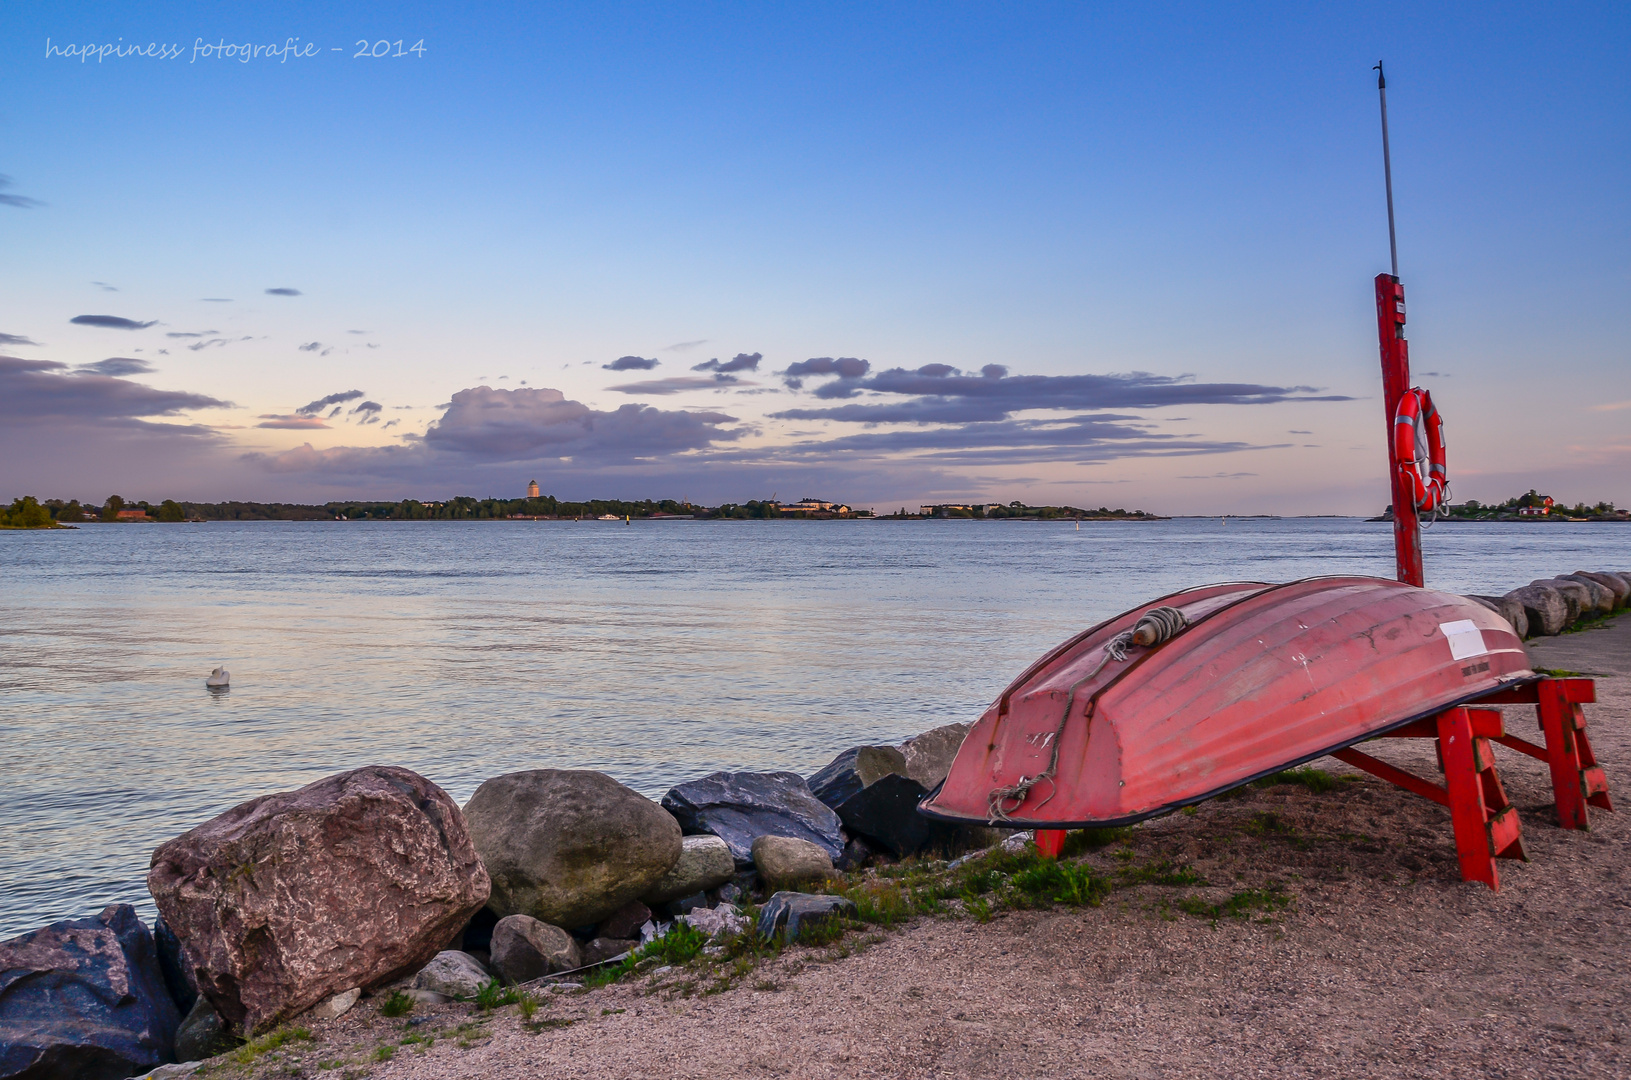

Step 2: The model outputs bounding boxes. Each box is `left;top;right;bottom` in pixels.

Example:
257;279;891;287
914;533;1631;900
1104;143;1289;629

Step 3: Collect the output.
401;989;450;1005
0;903;182;1080
667;892;709;918
464;769;682;928
680;907;749;940
1466;595;1528;639
752;835;837;885
411;950;491;999
640;834;735;905
896;723;970;788
579;938;634;967
596;900;652;941
488;918;580;984
151;915;198;1018
808;746;909;809
1534;579;1587;623
715;882;744;906
756;892;858;944
306;987;359;1021
808;747;937;857
1573;571;1630;608
1558;574;1614;614
837;835;875;871
1506;585;1569;636
174;995;236;1063
661;771;845;867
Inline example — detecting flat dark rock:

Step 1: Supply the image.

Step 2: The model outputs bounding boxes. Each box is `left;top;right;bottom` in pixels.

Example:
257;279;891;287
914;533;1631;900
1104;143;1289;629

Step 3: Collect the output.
756;892;858;944
661;772;844;867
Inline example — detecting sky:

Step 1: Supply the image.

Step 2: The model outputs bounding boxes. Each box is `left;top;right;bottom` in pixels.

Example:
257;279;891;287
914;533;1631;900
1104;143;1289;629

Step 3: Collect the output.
2;2;1627;513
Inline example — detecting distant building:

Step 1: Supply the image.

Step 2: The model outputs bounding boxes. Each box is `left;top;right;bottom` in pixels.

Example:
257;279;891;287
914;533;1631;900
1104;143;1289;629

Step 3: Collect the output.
778;498;851;515
527;480;540;498
116;509;152;521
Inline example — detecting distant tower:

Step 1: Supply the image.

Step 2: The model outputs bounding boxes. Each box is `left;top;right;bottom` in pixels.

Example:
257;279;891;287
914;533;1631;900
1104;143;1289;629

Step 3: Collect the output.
527;479;540;499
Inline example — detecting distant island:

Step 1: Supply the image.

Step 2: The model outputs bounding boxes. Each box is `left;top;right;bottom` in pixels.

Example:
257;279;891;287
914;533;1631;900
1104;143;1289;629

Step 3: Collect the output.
4;493;1165;527
1371;490;1627;523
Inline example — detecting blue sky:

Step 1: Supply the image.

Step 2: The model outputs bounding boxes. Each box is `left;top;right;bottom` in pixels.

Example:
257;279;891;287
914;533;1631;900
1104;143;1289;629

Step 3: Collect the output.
2;2;1626;511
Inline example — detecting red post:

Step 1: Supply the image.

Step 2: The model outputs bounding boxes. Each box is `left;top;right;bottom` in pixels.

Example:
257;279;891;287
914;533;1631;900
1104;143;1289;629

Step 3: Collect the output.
1376;273;1423;586
1437;706;1525;890
1034;829;1066;860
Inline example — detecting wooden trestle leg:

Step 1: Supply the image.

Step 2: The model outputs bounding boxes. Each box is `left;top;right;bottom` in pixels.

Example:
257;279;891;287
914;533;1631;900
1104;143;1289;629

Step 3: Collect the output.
1035;829;1066;860
1332;706;1525;891
1475;677;1611;830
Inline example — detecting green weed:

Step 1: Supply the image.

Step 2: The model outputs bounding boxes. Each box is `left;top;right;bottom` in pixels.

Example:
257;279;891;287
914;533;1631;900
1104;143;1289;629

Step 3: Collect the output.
1117;859;1207;887
1245;811;1298;836
372;1044;395;1062
1251;767;1354;794
516;992;540;1020
474;978;521;1010
1177;885;1293;924
1059;826;1133;856
1009;860;1112;907
378;989;413;1017
230;1027;313;1065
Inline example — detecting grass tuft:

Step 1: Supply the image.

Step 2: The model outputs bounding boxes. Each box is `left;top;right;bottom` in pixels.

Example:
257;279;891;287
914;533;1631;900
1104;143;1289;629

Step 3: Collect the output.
230;1026;313;1065
1178;885;1293;924
1251;767;1355;794
474;978;521;1010
378;989;413;1017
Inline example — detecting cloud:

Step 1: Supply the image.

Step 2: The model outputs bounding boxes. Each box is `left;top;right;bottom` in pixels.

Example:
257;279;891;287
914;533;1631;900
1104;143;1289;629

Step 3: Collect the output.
1178;471;1260;479
604;355;660;371
75;357;154;377
326;406;343;419
1590;400;1631;412
692;352;762;374
348;329;368;335
257;415;330;429
71;315;157;330
166;330;218;339
0;355;228;424
774;367;1351;418
0;175;43;209
92;281;118;292
782;356;870;390
382;419;399;430
201;297;233;302
265;287;302;296
664;339;708;352
606;376;740;395
298;342;323;352
0;333;40;347
349;400;382;417
187;336;254;351
296;389;365;416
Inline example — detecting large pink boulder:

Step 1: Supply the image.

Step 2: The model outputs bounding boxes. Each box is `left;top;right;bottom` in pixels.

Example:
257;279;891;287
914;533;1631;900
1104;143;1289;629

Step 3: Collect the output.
148;766;489;1035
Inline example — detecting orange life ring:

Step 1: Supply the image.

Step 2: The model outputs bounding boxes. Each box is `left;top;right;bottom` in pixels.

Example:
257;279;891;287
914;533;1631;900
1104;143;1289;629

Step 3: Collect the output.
1394;387;1447;512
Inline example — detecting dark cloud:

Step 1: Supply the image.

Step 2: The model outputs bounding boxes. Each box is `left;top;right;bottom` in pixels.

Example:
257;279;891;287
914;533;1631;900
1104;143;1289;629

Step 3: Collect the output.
775;368;1351;417
201;297;233;302
326;406;343;419
167;330;218;339
295;389;364;416
265;287;302;296
298;342;323;352
92;281;118;292
0;333;40;347
692;352;762;374
0;175;43;209
75;357;154;377
0;355;228;424
71;315;157;330
782;357;870;391
187;336;254;352
349;400;382;417
257;415;329;430
604;355;660;371
606;376;739;395
664;339;708;352
348;329;368;335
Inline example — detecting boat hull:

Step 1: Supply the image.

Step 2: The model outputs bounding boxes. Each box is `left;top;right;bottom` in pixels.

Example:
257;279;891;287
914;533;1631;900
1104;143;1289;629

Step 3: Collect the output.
919;576;1534;828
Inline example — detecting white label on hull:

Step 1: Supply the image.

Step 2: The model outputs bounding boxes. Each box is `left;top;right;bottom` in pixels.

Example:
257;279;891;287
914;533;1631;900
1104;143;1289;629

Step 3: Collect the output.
1439;619;1488;661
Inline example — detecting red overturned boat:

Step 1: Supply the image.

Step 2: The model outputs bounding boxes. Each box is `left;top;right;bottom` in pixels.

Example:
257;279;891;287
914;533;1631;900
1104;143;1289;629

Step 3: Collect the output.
921;68;1611;890
918;576;1531;830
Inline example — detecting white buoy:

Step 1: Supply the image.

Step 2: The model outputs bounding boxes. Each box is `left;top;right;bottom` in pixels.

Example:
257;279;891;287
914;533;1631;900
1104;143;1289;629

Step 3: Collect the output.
206;667;230;688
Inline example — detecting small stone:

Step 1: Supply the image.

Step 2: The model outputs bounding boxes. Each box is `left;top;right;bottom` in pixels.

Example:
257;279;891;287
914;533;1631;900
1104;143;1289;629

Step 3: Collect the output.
756;892;858;944
681;906;750;940
1001;830;1035;853
307;987;360;1021
580;937;634;967
403;988;451;1005
716;882;744;906
174;995;237;1062
597;899;652;941
411;950;492;999
752;835;837;886
489;916;581;984
668;892;710;917
837;835;875;871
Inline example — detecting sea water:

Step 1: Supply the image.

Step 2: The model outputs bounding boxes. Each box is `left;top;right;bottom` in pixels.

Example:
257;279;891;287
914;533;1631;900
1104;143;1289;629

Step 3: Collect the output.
2;517;1627;935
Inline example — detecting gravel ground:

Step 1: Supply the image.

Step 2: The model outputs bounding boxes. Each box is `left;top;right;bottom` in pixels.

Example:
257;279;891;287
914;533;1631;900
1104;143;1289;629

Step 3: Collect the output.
217;613;1631;1080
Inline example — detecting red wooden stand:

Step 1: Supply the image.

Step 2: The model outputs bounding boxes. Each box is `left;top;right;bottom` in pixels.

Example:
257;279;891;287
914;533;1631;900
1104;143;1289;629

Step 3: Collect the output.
1031;678;1611;893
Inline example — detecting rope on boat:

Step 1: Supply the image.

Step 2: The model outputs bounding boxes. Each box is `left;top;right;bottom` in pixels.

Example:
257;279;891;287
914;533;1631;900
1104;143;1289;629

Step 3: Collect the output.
986;606;1189;822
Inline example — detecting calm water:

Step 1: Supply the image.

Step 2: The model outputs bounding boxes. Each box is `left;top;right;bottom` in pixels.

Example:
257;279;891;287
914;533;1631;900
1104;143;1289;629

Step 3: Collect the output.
3;517;1627;936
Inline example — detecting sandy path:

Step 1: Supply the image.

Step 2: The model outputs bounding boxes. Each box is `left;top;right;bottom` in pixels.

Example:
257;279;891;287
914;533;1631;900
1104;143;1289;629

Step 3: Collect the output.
230;614;1631;1080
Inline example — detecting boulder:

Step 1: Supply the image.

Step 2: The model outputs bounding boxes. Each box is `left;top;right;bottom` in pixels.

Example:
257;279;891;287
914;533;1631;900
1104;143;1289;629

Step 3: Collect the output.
808;746;936;857
640;835;735;905
808;746;909;808
1466;595;1528;639
1558;574;1614;614
0;904;181;1080
1534;579;1587;623
306;988;359;1021
489;917;581;984
148;765;489;1036
837;835;875;871
411;951;491;999
152;915;198;1016
752;835;837;885
597;901;651;941
679;907;749;940
756;893;857;944
667;892;709;918
579;938;634;967
896;723;969;788
1506;585;1569;637
1573;571;1630;608
464;770;682;929
172;996;235;1064
661;771;845;867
